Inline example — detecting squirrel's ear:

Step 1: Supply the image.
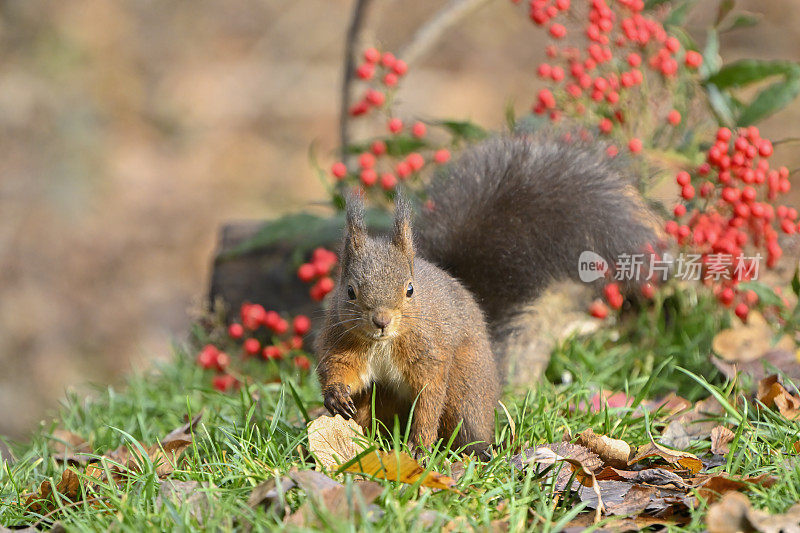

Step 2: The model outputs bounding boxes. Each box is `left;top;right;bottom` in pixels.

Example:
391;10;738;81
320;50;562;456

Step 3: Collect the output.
345;193;367;252
392;195;414;259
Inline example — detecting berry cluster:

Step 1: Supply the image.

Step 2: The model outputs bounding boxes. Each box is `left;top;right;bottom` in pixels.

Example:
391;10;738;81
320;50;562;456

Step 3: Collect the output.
514;0;699;153
330;47;453;198
297;247;338;301
196;302;312;391
666;126;793;321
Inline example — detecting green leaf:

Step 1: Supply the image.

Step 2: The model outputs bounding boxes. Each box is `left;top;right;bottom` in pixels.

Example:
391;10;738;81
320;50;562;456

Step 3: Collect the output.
644;0;672;9
738;75;800;126
706;59;800;89
715;0;735;26
739;281;785;308
435;120;488;141
218;210;394;260
345;135;428;157
719;12;761;33
664;0;696;26
699;28;720;79
792;268;800;298
705;83;736;127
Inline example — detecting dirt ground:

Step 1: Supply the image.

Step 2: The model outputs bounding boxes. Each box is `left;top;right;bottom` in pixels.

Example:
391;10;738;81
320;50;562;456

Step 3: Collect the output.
1;0;798;439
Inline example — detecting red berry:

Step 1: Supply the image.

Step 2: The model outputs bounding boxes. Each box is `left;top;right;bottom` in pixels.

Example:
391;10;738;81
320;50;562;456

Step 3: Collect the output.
290;336;303;350
293;315;311;336
588;299;609;319
363;47;379;63
392;59;408;76
719;288;735;306
396;161;412;179
241;304;267;330
599;118;613;134
262;345;283;361
628;138;643;153
434;149;451;164
684;50;702;69
196;344;219;369
411;122;426;138
681;185;695;200
365;89;385;107
298;263;316;282
640;283;655;299
407;152;425;172
383;73;398;87
673;204;686;217
734;303;749;322
758;140;773;158
264;310;281;330
359;152;376;169
212;374;237;392
317;276;335;295
371;140;387;156
331;162;347;179
381;52;396;68
228;323;244;340
537;88;556;109
360;169;377;187
388;117;403;134
549;23;567;39
356;63;374;80
665;36;680;53
273;318;289;335
676;171;690;186
214;352;230;372
294;355;312;371
627;53;641;67
667;110;681;126
243;338;261;356
606;145;618;157
380;172;397;191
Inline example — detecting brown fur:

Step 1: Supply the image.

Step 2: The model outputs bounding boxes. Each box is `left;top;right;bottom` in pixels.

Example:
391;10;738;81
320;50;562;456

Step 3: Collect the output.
316;195;499;455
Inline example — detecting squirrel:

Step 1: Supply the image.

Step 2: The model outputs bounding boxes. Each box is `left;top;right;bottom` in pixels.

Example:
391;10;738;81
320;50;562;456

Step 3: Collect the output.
316;133;657;456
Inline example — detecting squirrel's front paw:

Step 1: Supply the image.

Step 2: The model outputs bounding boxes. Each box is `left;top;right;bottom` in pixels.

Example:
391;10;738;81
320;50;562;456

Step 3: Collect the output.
323;383;356;419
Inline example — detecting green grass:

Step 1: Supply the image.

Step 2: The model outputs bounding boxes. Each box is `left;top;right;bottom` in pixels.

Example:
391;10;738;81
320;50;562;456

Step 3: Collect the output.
2;286;800;531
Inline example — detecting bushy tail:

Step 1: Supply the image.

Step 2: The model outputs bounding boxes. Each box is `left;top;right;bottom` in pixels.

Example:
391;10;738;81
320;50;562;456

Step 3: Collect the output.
417;133;658;325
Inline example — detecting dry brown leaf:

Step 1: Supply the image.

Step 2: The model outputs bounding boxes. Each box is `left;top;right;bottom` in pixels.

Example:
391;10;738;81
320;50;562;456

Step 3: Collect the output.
712;311;794;363
713;349;800;386
306;415;366;471
596;466;687;488
692;474;776;506
343;450;458;492
757;374;800;420
710;426;736;456
562;513;676;532
24;468;82;513
628;437;702;475
707;491;800;533
638;393;692;418
48;430;92;465
284;468;383;526
576;429;632;469
604;484;658;516
527;446;604;521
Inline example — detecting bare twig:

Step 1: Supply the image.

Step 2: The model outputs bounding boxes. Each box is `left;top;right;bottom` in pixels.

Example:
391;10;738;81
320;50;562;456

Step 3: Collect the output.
398;0;493;66
340;0;375;159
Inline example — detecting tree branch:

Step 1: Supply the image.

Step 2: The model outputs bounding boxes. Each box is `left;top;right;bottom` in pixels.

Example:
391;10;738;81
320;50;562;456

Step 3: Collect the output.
339;0;375;159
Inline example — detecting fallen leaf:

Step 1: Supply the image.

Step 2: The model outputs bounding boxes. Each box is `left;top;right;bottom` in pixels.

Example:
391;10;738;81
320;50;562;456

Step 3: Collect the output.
628;437;703;475
562;513;676;532
661;396;725;447
285;468;383;526
604;484;658;516
660;420;691;449
757;374;800;420
712;311;794;363
48;430;91;465
343;450;458;492
24;468;82;513
707;491;800;533
710;426;736;456
638;393;692;418
306;415;366;471
527;446;604;520
713;349;800;386
576;429;632;469
596;466;687;488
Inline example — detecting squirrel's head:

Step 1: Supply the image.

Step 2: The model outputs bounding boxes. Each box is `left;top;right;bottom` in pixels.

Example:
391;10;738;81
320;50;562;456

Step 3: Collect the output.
335;194;415;341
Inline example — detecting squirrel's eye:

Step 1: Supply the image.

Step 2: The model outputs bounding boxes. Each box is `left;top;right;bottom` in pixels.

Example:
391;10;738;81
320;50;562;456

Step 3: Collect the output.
347;285;356;300
406;281;414;298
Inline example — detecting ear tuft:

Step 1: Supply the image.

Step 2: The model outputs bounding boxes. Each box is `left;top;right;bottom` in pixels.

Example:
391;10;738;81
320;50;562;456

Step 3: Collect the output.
345;192;367;252
392;194;414;259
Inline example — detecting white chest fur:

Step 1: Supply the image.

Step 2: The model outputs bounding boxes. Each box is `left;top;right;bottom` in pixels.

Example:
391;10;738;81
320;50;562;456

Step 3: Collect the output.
360;340;413;398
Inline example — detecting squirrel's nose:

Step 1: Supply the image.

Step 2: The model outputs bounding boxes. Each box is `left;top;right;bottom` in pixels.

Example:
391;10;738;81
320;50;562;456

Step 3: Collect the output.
371;313;392;330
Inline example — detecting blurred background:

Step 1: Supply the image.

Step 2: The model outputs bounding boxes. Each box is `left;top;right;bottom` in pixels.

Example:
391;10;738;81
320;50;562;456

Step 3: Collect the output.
1;0;798;439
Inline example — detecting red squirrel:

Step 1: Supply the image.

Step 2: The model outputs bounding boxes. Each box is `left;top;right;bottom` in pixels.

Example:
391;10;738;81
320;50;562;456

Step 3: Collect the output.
316;134;656;455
